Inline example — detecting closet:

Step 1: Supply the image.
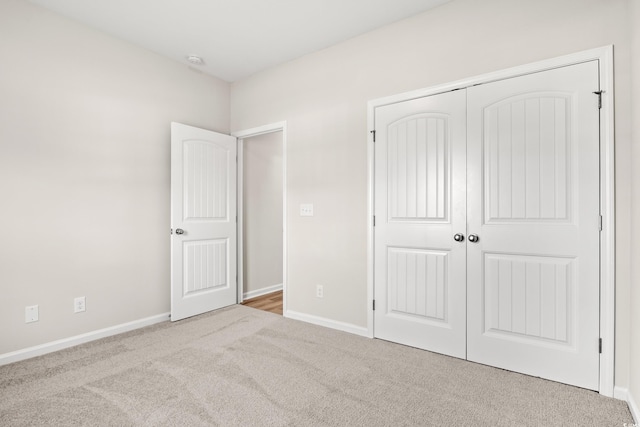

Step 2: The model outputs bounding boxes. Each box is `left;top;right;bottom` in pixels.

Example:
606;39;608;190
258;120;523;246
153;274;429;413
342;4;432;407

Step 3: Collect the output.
373;61;601;390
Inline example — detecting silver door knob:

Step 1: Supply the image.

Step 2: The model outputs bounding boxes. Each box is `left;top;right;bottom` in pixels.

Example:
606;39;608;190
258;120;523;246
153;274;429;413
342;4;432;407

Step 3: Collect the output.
453;233;465;242
468;234;479;243
175;228;185;235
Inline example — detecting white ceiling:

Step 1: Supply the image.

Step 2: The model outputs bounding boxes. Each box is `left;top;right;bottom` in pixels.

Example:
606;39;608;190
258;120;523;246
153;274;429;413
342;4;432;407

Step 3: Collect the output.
28;0;450;82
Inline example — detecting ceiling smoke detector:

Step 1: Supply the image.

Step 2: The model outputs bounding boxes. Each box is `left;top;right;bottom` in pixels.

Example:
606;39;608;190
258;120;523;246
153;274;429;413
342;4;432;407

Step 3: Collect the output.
186;55;205;66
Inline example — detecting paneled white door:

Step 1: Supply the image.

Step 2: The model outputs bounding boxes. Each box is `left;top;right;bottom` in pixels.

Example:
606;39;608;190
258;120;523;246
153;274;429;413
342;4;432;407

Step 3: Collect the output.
373;61;601;390
466;61;601;390
374;90;467;358
170;122;237;321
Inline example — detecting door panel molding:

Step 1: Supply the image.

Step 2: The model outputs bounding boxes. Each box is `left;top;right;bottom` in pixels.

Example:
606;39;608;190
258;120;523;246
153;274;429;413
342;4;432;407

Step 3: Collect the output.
367;45;615;396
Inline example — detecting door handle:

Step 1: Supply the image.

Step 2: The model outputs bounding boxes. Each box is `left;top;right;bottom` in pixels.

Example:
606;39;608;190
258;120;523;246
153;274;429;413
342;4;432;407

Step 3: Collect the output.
468;234;479;243
175;228;185;235
453;233;465;242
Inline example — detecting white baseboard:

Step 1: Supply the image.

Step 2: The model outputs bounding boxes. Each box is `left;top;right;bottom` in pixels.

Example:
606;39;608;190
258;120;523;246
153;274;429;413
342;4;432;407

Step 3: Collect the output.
0;312;170;366
242;283;283;301
629;389;639;424
615;386;639;424
285;310;369;338
615;386;629;401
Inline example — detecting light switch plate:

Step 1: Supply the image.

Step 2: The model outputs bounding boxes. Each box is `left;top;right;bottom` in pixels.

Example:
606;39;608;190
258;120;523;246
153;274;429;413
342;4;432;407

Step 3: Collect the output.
300;204;314;216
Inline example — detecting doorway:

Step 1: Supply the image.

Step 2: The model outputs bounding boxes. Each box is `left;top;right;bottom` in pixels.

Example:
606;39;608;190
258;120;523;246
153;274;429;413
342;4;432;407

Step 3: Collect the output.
234;122;287;314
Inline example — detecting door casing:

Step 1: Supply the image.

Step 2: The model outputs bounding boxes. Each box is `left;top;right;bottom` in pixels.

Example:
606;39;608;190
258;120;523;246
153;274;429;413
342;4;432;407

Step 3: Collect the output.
366;46;615;396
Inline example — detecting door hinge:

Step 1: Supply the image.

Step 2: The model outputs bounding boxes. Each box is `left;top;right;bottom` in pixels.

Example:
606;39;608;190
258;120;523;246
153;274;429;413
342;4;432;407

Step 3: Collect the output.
370;130;376;142
599;214;603;231
373;216;376;227
599;338;603;353
593;91;603;109
373;300;376;311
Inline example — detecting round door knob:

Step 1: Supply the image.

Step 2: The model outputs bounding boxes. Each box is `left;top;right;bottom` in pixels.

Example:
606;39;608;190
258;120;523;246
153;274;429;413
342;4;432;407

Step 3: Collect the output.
175;228;185;235
453;233;464;242
468;234;479;243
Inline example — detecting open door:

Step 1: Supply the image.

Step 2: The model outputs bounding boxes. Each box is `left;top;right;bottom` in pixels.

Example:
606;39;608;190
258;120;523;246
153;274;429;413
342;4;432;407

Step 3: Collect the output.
170;122;237;321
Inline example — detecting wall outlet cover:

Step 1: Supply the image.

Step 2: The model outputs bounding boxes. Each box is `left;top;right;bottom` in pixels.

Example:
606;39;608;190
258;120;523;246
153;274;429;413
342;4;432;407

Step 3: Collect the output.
25;305;39;323
300;204;314;216
74;297;86;313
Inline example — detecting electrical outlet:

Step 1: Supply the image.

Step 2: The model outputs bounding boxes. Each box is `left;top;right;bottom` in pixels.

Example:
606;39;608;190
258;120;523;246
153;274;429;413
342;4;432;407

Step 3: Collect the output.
300;204;314;217
316;285;324;298
74;297;86;313
25;305;38;323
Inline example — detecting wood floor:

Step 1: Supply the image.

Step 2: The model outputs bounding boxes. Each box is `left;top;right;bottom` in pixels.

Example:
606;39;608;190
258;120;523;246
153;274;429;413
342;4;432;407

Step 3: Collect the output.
241;290;283;315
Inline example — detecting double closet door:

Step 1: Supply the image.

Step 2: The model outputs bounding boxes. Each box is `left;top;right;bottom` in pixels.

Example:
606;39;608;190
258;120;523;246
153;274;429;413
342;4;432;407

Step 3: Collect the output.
373;61;601;390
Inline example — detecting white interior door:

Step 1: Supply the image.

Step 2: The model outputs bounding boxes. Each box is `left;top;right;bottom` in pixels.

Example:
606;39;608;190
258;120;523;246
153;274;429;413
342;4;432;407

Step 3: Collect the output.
170;122;237;321
374;90;467;358
466;61;601;390
373;61;601;390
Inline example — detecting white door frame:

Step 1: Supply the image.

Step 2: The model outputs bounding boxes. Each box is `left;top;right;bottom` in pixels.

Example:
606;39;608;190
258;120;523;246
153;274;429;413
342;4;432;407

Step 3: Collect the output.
232;122;288;313
366;46;615;396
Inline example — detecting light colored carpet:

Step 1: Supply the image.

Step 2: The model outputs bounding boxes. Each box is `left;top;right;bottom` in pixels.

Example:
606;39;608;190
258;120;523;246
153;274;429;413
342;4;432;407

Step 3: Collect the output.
0;305;632;426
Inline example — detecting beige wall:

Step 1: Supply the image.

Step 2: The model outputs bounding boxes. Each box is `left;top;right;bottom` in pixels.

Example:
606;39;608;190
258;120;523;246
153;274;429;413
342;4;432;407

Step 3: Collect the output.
629;0;640;414
230;0;634;390
242;131;283;295
0;0;229;354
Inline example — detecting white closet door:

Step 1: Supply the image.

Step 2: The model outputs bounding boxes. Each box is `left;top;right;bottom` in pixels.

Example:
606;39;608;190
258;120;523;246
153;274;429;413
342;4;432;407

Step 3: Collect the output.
374;90;467;358
466;61;601;390
170;122;237;321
